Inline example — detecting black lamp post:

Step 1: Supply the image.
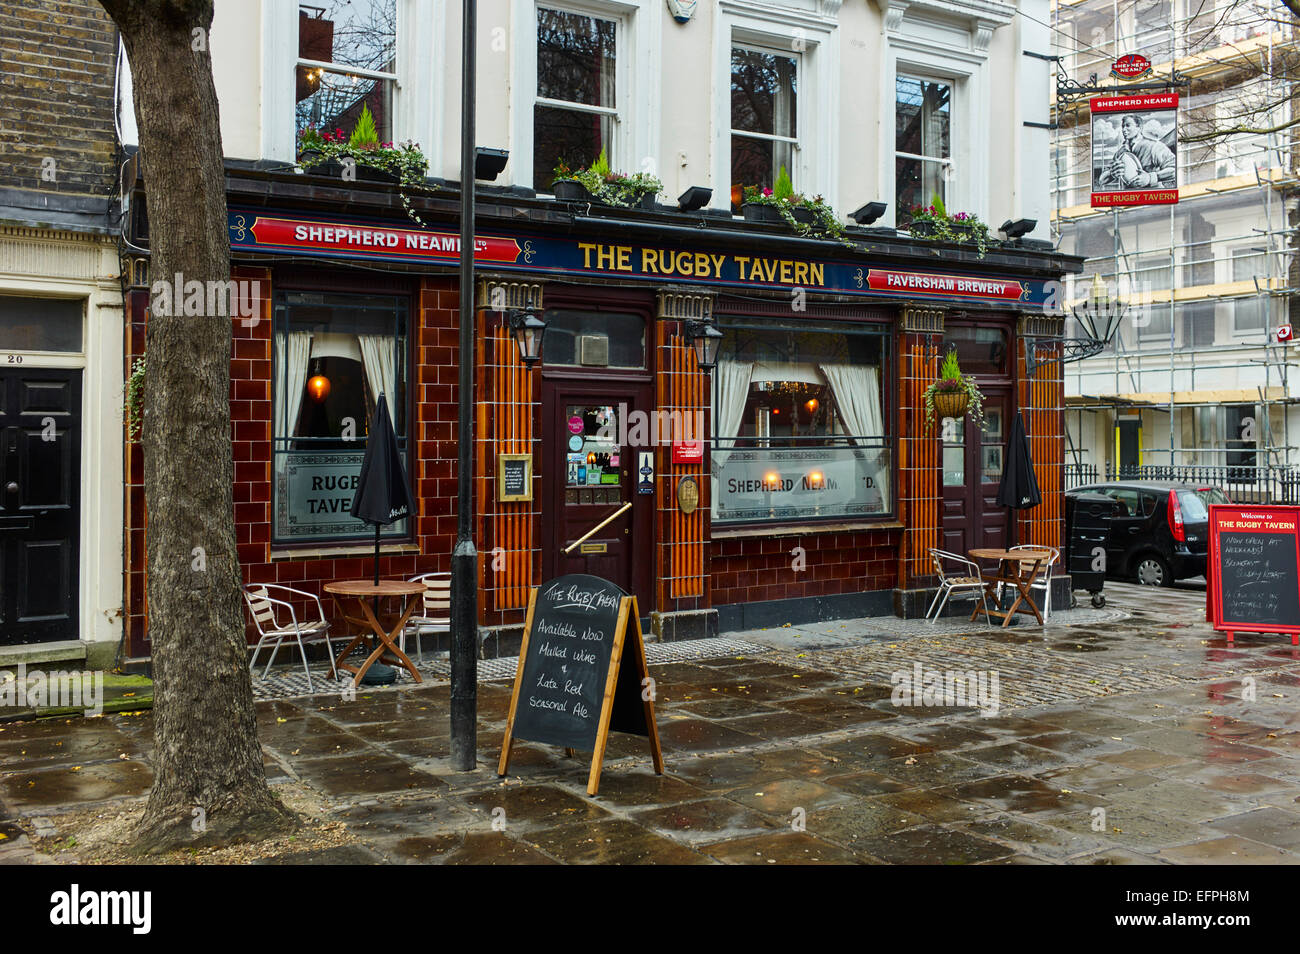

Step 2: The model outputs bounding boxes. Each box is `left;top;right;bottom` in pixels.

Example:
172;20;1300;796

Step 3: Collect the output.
1026;274;1127;377
451;0;478;772
508;310;548;367
685;319;723;372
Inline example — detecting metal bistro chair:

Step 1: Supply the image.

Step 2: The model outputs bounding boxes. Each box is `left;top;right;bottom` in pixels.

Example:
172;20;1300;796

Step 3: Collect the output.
1000;545;1061;621
926;549;991;623
242;583;338;691
400;572;451;662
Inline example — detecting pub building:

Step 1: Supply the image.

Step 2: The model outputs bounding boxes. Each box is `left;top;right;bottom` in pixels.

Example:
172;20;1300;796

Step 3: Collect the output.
116;169;1081;659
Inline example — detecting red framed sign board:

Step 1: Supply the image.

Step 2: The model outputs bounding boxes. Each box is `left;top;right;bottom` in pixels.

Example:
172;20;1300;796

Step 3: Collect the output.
1207;504;1300;645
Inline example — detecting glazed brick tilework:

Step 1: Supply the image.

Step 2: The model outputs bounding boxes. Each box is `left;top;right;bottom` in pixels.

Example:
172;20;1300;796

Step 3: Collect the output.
896;330;943;585
709;528;901;606
0;1;118;196
655;321;708;614
122;271;461;655
1016;337;1065;552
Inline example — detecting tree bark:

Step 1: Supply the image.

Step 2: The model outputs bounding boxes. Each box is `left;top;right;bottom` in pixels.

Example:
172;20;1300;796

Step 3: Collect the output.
99;0;296;853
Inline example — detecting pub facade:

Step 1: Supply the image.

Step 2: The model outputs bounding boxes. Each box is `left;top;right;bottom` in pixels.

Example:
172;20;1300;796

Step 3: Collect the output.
109;0;1080;659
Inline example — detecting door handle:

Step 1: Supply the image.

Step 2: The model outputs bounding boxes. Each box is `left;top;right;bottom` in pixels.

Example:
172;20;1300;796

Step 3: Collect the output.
5;482;16;494
562;502;632;554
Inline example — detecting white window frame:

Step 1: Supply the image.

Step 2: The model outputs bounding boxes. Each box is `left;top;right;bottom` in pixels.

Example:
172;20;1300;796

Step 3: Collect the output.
729;40;802;194
713;0;839;212
262;1;441;167
877;0;1010;229
511;0;659;192
1230;246;1269;336
893;72;955;216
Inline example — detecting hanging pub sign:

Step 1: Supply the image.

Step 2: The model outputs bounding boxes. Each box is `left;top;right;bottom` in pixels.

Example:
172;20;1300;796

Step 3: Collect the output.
228;209;1059;308
1110;53;1153;80
498;574;664;794
1207;504;1300;645
1091;93;1179;207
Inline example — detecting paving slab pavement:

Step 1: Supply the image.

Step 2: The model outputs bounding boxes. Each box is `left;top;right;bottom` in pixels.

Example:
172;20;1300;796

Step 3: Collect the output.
2;580;1300;864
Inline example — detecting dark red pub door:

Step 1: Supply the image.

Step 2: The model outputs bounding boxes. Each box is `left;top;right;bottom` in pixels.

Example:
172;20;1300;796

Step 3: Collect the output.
541;378;654;614
941;388;1012;556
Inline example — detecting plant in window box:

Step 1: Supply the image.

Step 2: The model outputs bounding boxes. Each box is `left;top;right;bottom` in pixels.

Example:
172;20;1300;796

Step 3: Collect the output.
741;167;852;245
556;149;663;208
906;193;993;258
923;348;986;433
296;106;434;226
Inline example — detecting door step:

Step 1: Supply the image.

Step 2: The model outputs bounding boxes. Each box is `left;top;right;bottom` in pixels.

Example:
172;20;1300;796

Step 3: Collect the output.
0;640;88;669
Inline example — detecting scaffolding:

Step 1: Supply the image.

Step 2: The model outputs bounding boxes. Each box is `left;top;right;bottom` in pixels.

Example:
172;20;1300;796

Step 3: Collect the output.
1050;0;1299;486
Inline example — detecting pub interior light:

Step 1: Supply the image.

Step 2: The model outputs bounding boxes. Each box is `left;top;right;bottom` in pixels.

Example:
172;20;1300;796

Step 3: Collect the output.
677;186;713;212
1000;218;1037;240
685;318;723;372
849;201;888;225
474;147;510;182
508;309;547;367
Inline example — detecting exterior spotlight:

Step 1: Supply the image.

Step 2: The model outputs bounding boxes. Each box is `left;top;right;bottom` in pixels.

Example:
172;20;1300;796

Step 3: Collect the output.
474;147;509;181
677;186;713;212
850;202;888;225
1000;218;1037;240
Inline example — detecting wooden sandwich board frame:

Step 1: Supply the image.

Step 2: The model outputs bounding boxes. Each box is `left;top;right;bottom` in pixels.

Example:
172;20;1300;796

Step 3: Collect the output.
498;590;664;796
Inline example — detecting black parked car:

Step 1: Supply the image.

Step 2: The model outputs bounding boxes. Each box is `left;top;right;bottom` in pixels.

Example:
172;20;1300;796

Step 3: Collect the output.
1065;481;1231;586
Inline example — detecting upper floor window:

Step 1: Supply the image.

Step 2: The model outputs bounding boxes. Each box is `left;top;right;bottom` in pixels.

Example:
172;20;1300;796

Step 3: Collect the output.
895;75;951;224
295;2;397;144
730;45;798;211
1232;247;1268;333
534;7;618;191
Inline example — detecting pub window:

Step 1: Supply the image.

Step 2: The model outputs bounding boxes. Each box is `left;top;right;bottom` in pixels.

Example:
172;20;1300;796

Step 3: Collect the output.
272;290;409;544
712;323;891;525
534;6;618;191
731;45;799;211
295;2;397;144
895;75;952;226
542;310;646;369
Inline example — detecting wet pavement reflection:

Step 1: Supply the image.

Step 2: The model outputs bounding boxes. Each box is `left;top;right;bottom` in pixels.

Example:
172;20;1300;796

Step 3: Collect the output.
4;580;1300;864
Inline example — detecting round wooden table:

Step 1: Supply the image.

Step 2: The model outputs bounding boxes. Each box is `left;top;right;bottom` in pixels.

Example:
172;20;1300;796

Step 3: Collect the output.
323;580;426;686
967;548;1054;627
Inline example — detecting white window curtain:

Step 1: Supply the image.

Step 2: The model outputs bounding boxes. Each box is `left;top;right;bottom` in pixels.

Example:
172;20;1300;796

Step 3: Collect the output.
357;334;397;411
276;331;313;441
820;363;884;441
712;358;753;471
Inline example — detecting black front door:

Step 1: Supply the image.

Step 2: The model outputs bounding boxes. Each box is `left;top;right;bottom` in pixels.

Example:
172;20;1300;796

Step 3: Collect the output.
0;367;81;644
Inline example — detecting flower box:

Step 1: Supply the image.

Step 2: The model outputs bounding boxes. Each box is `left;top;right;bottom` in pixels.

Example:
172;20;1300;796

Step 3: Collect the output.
552;178;591;201
742;202;784;224
933;389;970;420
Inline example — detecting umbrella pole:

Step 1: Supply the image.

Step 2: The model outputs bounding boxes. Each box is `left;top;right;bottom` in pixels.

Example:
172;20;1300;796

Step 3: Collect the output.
373;522;381;618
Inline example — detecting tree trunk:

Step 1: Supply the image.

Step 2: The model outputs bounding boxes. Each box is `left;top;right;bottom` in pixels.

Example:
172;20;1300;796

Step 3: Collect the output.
99;0;296;853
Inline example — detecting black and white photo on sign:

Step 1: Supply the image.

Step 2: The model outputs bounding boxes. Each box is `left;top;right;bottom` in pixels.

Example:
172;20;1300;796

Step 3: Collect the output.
1092;109;1178;192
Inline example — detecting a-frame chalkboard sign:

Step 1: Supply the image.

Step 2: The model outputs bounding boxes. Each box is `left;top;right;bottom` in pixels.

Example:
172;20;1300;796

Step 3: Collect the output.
498;574;664;795
1208;504;1300;645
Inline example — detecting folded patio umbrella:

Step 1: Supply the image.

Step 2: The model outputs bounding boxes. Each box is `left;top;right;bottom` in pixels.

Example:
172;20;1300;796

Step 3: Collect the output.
350;393;415;585
996;410;1041;510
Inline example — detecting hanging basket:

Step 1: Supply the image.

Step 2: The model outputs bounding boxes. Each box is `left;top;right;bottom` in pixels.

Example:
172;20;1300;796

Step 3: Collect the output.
933;389;970;420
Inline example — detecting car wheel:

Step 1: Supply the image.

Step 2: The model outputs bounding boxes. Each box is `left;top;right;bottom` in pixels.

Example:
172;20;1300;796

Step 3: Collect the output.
1134;554;1173;587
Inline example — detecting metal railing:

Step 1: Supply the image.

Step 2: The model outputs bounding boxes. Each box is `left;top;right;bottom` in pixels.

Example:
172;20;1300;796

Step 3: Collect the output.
1065;463;1300;505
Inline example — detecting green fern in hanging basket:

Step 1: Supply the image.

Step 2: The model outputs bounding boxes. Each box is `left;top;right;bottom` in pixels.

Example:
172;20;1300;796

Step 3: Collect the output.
923;348;985;434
